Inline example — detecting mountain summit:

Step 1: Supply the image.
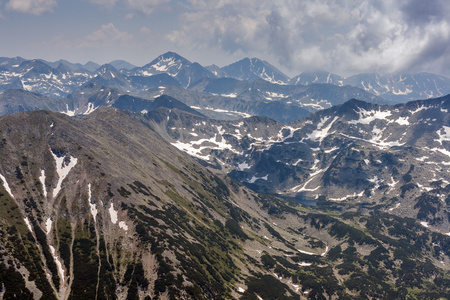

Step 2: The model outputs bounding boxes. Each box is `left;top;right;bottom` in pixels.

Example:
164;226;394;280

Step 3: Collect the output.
131;51;216;87
222;58;290;84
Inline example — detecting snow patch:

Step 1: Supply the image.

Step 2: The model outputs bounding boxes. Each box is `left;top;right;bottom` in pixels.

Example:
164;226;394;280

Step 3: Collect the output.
24;217;33;232
306;117;338;142
247;174;268;183
409;105;431;114
238;161;250;171
298;262;312;266
51;151;78;198
0;173;14;199
109;203;128;231
265;91;287;98
88;184;98;222
348;108;392;125
394;116;410;125
49;245;65;282
436;126;450;145
329;191;364;201
39;170;47;198
221;93;237;98
389;203;401;211
237;287;245;293
84;102;98;115
62;104;76;116
420;221;429;228
171;133;240;161
46;218;52;235
119;221;128;231
109;203;118;224
297;249;316;255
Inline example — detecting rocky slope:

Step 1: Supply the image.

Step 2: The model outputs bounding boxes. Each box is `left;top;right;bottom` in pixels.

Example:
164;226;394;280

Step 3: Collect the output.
0;107;449;299
145;95;450;233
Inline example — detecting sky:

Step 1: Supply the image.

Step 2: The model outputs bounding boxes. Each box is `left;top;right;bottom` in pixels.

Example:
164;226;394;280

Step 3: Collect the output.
1;0;450;78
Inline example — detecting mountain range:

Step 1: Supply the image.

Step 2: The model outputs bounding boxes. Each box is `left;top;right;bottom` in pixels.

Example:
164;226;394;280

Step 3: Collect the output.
0;51;450;299
2;52;450;105
145;95;450;231
0;106;449;299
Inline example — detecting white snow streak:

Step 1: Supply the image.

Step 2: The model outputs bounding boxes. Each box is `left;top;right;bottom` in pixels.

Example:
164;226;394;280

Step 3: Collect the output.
297;249;316;255
0;173;14;199
109;203;118;224
88;184;98;222
49;245;65;282
46;218;52;235
306;117;338;142
51;152;78;198
84;102;98;115
420;221;429;228
62;104;76;116
24;217;33;232
40;170;47;198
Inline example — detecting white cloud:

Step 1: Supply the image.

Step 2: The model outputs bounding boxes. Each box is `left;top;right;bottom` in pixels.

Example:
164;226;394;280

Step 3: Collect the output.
167;0;450;76
57;23;133;49
6;0;58;15
85;0;118;6
86;0;169;14
125;0;169;15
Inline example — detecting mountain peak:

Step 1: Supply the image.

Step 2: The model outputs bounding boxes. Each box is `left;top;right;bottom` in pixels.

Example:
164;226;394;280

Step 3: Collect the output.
222;57;289;84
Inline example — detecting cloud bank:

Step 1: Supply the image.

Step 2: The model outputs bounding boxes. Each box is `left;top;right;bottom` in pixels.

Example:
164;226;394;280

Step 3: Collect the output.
169;0;450;76
6;0;57;15
2;0;450;77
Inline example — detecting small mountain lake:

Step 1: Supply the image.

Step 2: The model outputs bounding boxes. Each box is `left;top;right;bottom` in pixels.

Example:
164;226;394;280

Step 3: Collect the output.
273;194;317;206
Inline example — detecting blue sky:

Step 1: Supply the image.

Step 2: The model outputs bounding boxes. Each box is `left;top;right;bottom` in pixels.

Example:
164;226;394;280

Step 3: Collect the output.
1;0;450;77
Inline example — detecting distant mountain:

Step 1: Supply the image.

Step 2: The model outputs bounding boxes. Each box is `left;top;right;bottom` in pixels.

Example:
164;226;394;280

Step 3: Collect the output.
344;72;450;103
289;71;343;85
189;77;386;112
83;61;101;72
37;59;92;72
88;64;133;92
205;64;229;77
109;60;137;70
0;84;129;117
147;94;450;232
222;57;290;84
0;89;69;115
1;53;450;116
0;56;27;70
113;94;205;117
138;85;311;123
291;71;450;103
129;51;216;87
0;59;93;97
129;73;182;90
